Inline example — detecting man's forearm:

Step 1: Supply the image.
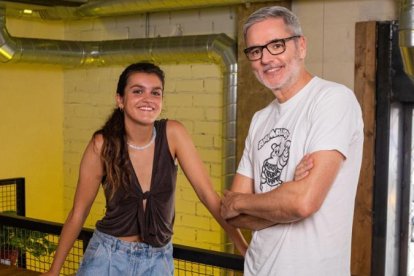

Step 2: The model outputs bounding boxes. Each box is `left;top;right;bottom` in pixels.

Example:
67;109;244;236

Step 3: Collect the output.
227;214;277;231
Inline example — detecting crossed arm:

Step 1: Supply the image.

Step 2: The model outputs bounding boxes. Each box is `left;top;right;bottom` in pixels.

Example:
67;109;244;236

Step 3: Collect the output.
220;150;344;231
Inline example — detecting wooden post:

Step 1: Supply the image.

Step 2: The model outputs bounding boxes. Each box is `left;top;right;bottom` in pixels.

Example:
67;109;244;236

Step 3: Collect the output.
351;21;377;276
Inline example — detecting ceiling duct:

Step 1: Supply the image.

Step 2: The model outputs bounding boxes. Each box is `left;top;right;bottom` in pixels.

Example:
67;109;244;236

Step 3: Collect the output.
0;0;87;8
399;0;414;82
30;0;269;20
0;9;235;66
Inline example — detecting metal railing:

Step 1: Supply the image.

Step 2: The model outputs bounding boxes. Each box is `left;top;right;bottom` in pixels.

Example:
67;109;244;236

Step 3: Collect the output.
0;178;243;274
0;213;244;275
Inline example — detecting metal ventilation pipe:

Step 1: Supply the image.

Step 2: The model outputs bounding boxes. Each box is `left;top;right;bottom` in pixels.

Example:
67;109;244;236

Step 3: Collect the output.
0;7;237;189
399;0;414;81
35;0;269;20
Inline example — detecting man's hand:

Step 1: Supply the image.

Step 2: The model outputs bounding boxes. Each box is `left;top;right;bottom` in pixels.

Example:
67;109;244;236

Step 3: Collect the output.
221;190;243;219
294;154;313;181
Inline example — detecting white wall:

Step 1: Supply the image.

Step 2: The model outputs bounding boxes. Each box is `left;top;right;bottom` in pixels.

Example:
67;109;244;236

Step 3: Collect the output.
293;0;397;89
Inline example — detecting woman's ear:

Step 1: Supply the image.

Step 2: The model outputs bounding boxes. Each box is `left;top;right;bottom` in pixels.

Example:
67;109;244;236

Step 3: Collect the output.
115;93;124;109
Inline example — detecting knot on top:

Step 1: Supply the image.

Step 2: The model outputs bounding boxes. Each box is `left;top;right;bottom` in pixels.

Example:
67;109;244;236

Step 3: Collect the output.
142;191;151;200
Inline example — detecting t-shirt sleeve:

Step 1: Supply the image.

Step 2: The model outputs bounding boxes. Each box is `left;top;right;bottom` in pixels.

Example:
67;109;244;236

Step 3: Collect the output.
236;113;257;179
306;87;363;159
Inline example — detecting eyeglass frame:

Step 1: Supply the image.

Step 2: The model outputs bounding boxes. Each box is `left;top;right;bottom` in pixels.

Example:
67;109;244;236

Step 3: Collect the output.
243;35;301;61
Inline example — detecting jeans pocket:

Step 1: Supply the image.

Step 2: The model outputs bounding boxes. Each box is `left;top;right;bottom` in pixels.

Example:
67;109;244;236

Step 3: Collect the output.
78;239;106;269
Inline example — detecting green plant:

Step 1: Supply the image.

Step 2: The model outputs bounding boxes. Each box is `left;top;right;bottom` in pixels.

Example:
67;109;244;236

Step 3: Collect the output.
4;228;57;259
0;211;57;260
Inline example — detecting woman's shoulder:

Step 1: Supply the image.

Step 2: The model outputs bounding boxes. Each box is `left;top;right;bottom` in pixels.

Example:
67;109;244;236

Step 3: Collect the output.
156;118;183;131
165;120;190;143
90;132;104;153
166;119;184;129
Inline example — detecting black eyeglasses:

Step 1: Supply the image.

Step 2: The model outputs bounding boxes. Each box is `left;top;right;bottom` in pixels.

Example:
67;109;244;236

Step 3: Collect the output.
243;35;301;61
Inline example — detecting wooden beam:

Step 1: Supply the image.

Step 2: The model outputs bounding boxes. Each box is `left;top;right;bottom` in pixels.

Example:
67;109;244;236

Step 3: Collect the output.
351;21;377;276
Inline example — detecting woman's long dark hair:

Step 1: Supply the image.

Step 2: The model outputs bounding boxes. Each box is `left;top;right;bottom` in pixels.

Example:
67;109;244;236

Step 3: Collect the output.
94;62;165;199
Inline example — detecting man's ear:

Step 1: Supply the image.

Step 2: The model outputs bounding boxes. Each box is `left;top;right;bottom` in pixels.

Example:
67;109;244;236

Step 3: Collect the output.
298;36;307;60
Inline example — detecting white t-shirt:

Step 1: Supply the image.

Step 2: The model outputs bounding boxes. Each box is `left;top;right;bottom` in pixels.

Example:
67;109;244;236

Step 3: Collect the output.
237;77;364;276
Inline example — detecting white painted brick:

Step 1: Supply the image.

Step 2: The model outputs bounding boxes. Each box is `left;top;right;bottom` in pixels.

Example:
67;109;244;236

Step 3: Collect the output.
164;93;193;107
170;10;201;26
212;135;223;148
128;25;148;39
191;64;221;78
205;107;222;121
152;23;177;37
163;64;193;78
166;106;205;120
175;79;204;92
114;14;146;31
148;12;172;28
199;6;235;23
193;94;222;107
203;78;222;93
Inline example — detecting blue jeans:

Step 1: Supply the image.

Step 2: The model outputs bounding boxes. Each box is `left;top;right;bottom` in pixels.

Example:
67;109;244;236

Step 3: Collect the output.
76;230;174;276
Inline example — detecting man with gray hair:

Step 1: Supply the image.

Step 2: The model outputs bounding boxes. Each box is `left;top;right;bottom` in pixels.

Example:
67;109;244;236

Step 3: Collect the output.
220;6;363;275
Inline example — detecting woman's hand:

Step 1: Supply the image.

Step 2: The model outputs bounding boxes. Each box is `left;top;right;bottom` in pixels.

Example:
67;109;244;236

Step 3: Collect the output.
40;271;58;276
294;154;314;181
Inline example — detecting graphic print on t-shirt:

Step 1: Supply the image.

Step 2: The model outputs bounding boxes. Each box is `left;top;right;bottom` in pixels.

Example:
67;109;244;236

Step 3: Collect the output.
258;128;291;192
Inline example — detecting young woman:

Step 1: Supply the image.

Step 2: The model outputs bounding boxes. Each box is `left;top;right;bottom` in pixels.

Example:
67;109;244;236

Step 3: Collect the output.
42;62;248;275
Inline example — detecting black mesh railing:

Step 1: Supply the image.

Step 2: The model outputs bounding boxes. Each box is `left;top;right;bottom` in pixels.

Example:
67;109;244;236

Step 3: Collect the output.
173;244;243;275
0;178;25;216
0;213;244;275
0;213;90;274
0;178;244;274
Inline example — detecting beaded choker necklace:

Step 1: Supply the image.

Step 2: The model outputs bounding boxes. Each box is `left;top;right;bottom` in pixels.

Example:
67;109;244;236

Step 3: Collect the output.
127;127;156;151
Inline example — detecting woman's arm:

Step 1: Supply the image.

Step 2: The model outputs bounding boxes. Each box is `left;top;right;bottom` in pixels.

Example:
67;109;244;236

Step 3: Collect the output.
42;135;104;276
167;120;248;255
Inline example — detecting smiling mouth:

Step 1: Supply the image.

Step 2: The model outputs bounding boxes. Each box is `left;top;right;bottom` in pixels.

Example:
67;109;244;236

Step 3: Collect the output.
139;106;154;111
264;66;283;74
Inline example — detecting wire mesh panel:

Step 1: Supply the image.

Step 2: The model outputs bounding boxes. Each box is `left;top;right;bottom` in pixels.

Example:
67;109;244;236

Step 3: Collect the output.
0;225;59;273
23;231;84;275
0;184;16;213
0;178;25;216
173;244;243;276
174;259;243;275
0;214;90;275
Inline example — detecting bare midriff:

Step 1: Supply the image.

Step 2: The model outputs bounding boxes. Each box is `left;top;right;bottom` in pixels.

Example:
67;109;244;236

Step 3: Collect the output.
118;235;143;243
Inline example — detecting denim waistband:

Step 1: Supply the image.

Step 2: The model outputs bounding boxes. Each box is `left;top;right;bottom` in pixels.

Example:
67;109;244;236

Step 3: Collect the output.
93;229;171;254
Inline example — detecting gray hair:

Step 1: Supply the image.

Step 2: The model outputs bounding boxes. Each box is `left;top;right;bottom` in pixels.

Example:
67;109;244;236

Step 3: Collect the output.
243;6;303;39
